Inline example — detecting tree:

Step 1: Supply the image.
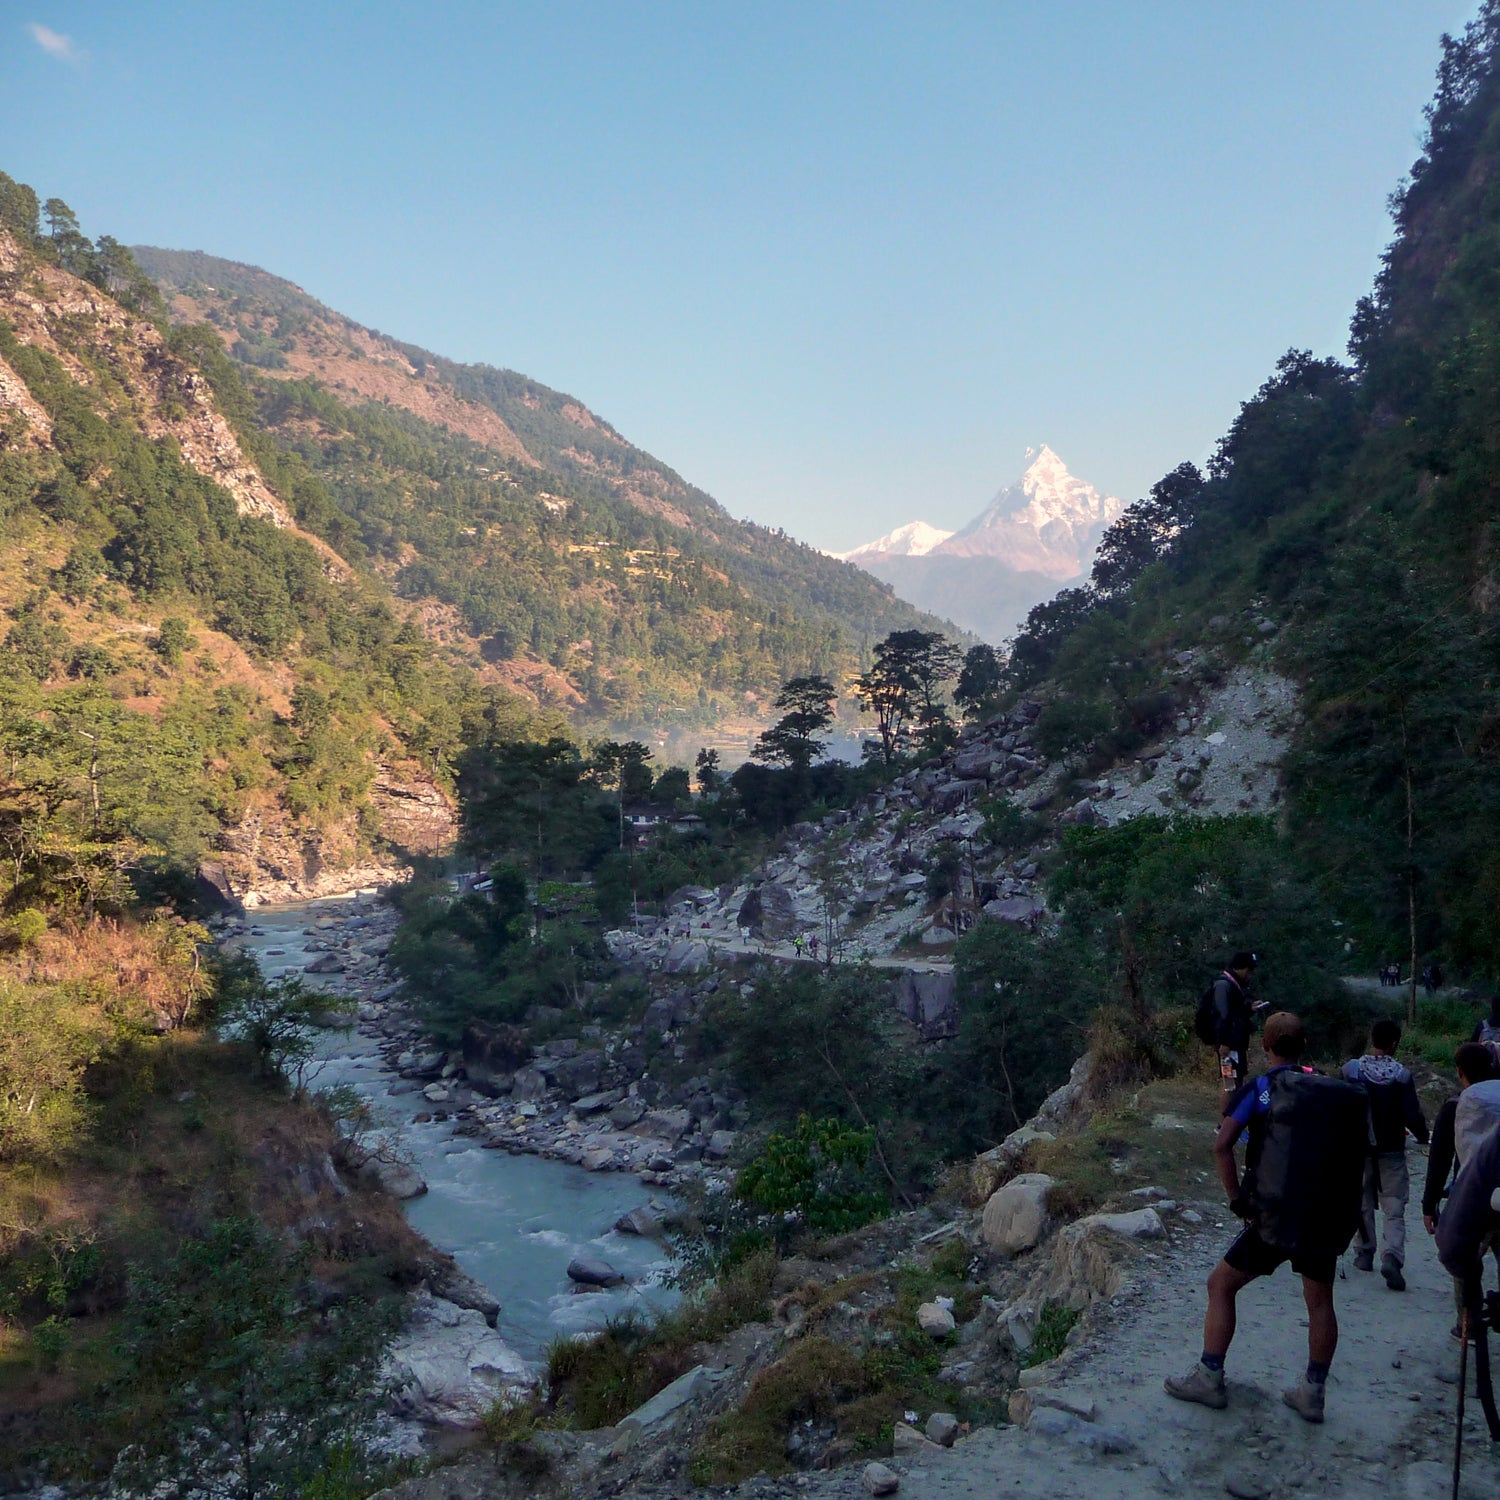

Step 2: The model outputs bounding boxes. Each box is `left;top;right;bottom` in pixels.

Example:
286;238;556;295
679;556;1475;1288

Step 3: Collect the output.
954;644;1004;718
695;747;721;795
853;632;960;764
753;675;836;771
153;617;195;668
42;197;80;242
111;1217;394;1500
1090;462;1203;595
653;764;692;805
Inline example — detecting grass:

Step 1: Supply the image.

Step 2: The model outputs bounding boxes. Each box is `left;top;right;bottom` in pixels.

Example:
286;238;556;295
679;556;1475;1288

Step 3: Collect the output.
1022;1302;1080;1368
1403;993;1484;1068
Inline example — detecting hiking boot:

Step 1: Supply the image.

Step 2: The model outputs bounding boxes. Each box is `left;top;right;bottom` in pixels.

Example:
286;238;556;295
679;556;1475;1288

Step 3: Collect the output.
1352;1249;1374;1273
1164;1361;1228;1410
1282;1379;1326;1424
1382;1255;1407;1292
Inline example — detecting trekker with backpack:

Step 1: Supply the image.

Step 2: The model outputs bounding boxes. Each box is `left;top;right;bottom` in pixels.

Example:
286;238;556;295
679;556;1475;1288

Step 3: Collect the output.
1165;1012;1368;1423
1341;1018;1428;1291
1471;997;1500;1061
1423;1043;1499;1338
1193;951;1264;1096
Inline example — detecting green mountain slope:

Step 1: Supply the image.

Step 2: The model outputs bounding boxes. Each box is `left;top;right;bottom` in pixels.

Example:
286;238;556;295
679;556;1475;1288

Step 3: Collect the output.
131;245;963;733
1003;2;1500;978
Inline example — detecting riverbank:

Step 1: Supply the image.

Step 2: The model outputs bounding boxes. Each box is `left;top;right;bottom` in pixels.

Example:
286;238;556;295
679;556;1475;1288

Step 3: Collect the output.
214;893;681;1367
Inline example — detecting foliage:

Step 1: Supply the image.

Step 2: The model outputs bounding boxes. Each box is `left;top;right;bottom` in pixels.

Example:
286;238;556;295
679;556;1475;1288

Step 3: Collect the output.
734;1115;888;1238
1022;1301;1080;1367
752;675;837;771
853;630;961;763
109;1217;395;1500
954;642;1004;717
217;966;346;1094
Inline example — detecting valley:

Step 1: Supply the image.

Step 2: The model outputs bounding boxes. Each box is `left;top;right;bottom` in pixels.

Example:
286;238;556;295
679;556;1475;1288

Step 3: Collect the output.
8;7;1500;1499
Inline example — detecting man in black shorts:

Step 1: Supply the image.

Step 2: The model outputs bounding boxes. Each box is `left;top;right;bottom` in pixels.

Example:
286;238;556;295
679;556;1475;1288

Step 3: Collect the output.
1165;1013;1341;1423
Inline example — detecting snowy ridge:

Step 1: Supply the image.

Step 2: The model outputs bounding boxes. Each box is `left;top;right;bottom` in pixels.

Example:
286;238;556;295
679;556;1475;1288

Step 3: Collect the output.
834;520;954;561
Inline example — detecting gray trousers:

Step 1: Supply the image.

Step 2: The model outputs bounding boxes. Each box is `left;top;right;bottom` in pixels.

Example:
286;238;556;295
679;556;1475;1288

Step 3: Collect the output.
1356;1151;1409;1267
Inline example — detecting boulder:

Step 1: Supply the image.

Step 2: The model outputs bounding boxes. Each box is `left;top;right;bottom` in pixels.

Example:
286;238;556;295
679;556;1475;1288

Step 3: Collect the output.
609;1097;647;1128
931;779;985;813
553;1050;603;1098
980;1173;1054;1254
704;1129;737;1161
1058;799;1104;827
639;1107;693;1143
1083;1207;1165;1240
664;939;709;975
982;896;1044;927
573;1089;625;1116
425;1262;502;1326
954;743;1000;779
566;1256;624;1287
612;1363;709;1442
614;1206;664;1238
893;1420;943;1455
925;1411;960;1447
738;880;796;939
917;1301;956;1337
862;1461;900;1496
357;1156;428;1200
510;1065;551;1102
895;969;958;1040
304;953;346;974
384;1289;532;1426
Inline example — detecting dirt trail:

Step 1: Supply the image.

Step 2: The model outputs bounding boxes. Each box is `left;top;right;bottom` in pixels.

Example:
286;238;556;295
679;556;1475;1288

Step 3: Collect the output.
791;1152;1500;1500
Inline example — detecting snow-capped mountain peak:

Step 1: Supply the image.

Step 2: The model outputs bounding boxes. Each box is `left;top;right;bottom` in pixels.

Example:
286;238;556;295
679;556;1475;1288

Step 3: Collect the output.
834;520;954;561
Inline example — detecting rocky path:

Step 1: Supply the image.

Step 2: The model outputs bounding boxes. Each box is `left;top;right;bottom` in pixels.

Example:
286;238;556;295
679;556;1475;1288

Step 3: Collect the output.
790;1164;1500;1500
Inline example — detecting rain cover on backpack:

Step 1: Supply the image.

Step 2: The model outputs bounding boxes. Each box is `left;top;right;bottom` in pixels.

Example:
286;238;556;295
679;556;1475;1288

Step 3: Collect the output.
1455;1080;1500;1169
1243;1070;1368;1255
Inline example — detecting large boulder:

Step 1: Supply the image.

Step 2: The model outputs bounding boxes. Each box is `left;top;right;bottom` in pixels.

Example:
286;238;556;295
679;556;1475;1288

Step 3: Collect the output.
553;1050;603;1098
931;779;985;814
954;742;1000;779
895;969;958;1040
982;896;1044;927
664;939;709;975
567;1256;624;1287
737;880;796;939
384;1289;532;1425
980;1173;1054;1254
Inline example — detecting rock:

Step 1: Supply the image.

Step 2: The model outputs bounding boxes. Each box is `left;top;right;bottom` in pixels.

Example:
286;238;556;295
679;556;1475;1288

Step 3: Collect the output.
982;896;1044;926
1083;1207;1165;1240
581;1147;617;1171
895;969;958;1040
892;1421;942;1456
573;1089;624;1115
510;1065;550;1102
1225;1475;1271;1500
384;1289;532;1426
422;1083;451;1103
566;1256;624;1287
862;1461;900;1495
925;1411;960;1446
553;1050;603;1098
614;1206;664;1237
1028;1388;1098;1422
954;743;999;779
704;1129;737;1161
640;1107;693;1143
303;952;346;974
980;1173;1054;1254
1058;798;1103;827
917;1302;957;1337
609;1097;647;1128
612;1363;709;1445
426;1262;502;1325
664;938;709;975
1017;1362;1057;1388
357;1156;428;1199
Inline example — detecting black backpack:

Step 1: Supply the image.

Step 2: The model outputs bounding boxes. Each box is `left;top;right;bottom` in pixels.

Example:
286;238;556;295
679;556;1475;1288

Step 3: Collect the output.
1242;1069;1368;1255
1193;980;1222;1046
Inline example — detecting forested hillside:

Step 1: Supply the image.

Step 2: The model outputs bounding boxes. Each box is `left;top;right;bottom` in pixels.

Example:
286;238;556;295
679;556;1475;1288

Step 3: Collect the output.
1000;3;1500;981
131;246;958;731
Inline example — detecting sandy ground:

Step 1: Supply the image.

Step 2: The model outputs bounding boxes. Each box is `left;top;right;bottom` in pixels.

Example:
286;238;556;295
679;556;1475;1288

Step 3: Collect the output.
789;1147;1500;1500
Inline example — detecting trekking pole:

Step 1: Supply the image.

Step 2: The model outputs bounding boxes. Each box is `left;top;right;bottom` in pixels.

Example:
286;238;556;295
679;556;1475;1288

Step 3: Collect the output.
1454;1305;1469;1500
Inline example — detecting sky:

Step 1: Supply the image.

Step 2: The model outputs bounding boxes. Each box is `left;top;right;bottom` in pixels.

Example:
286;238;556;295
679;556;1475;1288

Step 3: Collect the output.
1;1;1478;551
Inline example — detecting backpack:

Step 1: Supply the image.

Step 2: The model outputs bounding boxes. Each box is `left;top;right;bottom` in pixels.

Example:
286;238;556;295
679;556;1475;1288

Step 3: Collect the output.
1193;980;1222;1046
1455;1079;1500;1169
1242;1070;1368;1256
1477;1019;1500;1068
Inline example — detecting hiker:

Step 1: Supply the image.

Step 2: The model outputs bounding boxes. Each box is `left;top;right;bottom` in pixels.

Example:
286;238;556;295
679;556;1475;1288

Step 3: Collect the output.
808;933;819;960
1471;996;1500;1059
1205;951;1262;1095
1341;1018;1428;1290
1166;1012;1367;1424
1438;1119;1500;1332
1422;965;1435;997
1423;1043;1499;1337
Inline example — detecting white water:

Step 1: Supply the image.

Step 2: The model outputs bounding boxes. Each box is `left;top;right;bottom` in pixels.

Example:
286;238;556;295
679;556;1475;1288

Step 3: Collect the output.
235;894;677;1363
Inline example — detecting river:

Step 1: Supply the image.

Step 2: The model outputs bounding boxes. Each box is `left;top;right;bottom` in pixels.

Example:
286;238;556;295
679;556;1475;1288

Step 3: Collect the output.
233;893;677;1363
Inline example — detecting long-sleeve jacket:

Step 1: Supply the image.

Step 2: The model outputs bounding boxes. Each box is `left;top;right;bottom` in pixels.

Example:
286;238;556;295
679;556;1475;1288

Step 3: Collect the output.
1424;1096;1459;1221
1211;973;1252;1055
1340;1054;1429;1153
1439;1122;1500;1281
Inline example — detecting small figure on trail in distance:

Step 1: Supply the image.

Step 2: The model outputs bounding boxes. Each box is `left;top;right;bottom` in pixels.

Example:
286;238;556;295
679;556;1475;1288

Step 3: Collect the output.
1422;1042;1498;1338
808;933;819;960
792;933;805;956
1165;1012;1368;1425
1341;1018;1428;1291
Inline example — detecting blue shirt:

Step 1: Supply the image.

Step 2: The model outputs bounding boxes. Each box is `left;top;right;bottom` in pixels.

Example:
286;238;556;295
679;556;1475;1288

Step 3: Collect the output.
1225;1065;1306;1128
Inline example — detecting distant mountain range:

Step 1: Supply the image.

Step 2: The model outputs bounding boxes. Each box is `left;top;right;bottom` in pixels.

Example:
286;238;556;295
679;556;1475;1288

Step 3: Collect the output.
834;446;1123;642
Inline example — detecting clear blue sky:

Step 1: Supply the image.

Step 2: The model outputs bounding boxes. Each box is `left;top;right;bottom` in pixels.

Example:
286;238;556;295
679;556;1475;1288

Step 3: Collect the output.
2;2;1476;550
